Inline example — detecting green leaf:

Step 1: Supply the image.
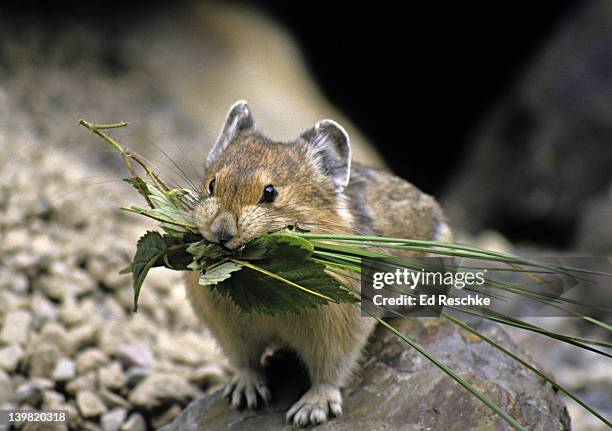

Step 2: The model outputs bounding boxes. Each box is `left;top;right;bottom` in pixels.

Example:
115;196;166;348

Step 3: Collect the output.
147;184;194;214
122;206;197;232
199;261;243;286
119;265;132;275
131;231;168;312
213;235;358;318
238;233;314;260
187;240;229;261
124;177;151;201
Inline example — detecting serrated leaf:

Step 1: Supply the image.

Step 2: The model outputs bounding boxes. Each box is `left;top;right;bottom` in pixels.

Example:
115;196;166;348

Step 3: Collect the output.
213;235;358;318
199;261;243;286
132;231;168;311
237;234;314;260
187;240;229;261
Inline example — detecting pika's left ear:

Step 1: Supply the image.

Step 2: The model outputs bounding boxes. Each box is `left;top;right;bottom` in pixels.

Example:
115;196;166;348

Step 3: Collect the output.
300;119;351;191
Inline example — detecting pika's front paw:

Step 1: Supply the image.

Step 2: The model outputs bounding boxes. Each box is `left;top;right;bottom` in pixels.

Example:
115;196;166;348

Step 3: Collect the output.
286;384;342;427
223;368;271;410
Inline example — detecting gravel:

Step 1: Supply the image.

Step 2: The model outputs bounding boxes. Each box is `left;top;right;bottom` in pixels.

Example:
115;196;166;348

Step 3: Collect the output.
0;137;226;430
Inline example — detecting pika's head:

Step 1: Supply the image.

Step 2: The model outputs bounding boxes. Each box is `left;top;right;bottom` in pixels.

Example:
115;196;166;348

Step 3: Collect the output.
194;100;353;249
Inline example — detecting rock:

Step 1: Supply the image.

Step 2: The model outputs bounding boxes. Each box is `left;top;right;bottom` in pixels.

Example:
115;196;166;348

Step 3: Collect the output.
0;343;24;372
576;190;612;253
66;323;99;353
39;322;69;352
36;274;78;301
66;372;97;395
161;320;570;431
59;297;90;327
98;361;126;391
42;390;66;409
120;413;146;431
30;234;61;260
28;377;54;390
125;367;150;388
15;382;44;407
0;370;13;405
88;257;127;290
76;348;109;375
1;309;32;345
2;228;29;252
152;404;182;429
0;291;28;317
128;373;200;410
81;420;104;431
25;342;61;378
155;331;213;366
98;389;131;410
442;0;612;251
52;357;76;382
9;273;29;294
116;343;156;369
69;267;97;296
188;364;226;389
30;292;58;327
76;391;108;418
101;407;128;431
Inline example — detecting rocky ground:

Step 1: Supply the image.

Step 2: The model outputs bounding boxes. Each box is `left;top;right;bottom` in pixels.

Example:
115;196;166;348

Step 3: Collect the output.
161;319;570;431
0;138;227;430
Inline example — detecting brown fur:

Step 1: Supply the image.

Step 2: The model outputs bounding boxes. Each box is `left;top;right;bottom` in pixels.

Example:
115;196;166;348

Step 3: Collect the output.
186;125;451;426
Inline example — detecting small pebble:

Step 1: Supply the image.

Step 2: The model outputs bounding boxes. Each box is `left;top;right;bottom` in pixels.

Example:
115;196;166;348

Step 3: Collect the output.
76;348;109;375
52;357;76;382
0;344;24;372
15;382;44;407
101;407;128;431
1;310;32;345
76;390;108;418
120;413;146;431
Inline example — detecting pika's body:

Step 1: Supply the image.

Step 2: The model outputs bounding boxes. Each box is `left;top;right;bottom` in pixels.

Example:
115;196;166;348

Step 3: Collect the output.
185;101;451;427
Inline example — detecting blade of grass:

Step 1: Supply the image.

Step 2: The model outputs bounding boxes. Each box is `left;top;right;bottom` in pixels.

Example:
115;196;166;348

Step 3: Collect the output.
299;233;612;278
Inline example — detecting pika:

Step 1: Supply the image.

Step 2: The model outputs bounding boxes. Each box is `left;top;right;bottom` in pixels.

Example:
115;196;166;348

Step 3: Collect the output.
184;101;452;427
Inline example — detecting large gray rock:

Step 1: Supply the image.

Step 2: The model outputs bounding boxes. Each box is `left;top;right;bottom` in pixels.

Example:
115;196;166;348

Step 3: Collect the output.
162;319;570;431
442;0;612;252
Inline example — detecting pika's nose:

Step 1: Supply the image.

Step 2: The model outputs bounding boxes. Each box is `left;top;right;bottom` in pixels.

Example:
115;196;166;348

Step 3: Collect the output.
210;212;237;245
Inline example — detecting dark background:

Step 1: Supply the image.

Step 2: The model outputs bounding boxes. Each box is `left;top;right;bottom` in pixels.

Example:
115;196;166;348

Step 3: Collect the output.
251;1;579;194
2;0;578;194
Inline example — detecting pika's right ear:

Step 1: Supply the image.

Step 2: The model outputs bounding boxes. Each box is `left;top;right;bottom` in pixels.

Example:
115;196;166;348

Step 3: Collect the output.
207;100;254;165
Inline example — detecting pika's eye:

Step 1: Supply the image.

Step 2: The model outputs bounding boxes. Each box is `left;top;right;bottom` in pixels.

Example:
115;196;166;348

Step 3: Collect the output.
260;184;276;203
208;178;216;195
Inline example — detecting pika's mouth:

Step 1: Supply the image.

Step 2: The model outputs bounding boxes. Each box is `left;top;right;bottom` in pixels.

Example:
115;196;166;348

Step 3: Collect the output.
210;223;310;252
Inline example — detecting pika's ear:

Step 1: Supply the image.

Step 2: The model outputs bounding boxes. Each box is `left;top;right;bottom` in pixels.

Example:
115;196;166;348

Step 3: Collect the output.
207;100;254;164
300;119;351;191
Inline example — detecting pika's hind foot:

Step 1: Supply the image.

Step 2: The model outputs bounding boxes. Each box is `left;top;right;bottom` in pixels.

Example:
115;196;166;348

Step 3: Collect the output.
223;368;271;410
286;384;342;427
